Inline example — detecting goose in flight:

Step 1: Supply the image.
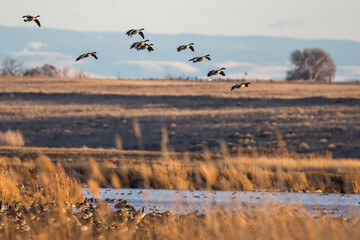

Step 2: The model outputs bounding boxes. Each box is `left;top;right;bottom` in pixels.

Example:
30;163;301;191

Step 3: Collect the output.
130;40;150;49
137;43;154;52
177;43;194;52
76;52;98;62
189;54;211;63
22;15;41;27
126;28;145;39
208;68;226;77
231;82;250;91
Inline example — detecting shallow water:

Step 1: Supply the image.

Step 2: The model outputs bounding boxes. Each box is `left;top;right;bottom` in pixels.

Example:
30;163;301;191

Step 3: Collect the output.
83;188;360;218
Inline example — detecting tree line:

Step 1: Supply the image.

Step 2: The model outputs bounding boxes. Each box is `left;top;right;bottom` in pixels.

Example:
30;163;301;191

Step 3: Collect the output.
0;57;89;78
0;48;336;81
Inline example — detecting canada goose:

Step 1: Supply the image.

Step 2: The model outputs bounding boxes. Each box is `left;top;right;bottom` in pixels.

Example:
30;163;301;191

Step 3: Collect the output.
75;52;98;62
126;28;145;39
208;67;226;77
22;15;41;27
137;43;154;52
177;43;194;52
189;54;211;63
231;82;250;91
132;207;146;224
130;40;149;49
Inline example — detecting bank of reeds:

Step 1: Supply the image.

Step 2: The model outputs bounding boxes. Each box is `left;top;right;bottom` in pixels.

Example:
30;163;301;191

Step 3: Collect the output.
0;155;359;239
67;152;360;194
1;147;360;194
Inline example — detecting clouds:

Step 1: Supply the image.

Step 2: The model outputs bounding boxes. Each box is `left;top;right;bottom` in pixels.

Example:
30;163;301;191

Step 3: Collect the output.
27;41;48;51
339;66;360;75
336;65;360;81
122;60;199;73
12;41;75;67
216;60;288;80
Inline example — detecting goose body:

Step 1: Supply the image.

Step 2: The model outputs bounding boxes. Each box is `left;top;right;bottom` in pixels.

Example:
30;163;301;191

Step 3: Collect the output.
126;28;145;39
22;15;41;27
231;82;250;91
189;54;211;63
208;68;226;77
177;43;194;52
137;43;154;52
130;40;149;49
76;52;98;62
132;207;146;224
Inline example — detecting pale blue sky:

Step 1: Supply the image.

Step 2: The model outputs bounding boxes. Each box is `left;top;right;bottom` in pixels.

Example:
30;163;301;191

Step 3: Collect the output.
1;0;360;41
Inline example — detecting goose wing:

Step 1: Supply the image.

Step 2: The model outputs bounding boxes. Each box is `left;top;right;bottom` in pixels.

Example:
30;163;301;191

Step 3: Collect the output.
138;31;145;39
207;70;215;77
189;57;197;62
76;54;85;62
130;42;139;49
219;71;225;76
22;15;32;18
189;45;195;52
231;84;240;91
126;29;134;36
34;19;41;27
177;45;184;52
91;53;98;59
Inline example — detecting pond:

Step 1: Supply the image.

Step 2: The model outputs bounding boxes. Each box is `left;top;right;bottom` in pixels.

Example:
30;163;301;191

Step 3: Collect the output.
83;188;360;218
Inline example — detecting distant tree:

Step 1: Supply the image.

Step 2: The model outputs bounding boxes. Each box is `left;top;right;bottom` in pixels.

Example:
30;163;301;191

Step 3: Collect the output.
74;69;88;79
24;64;59;77
0;57;23;76
286;48;336;82
60;66;71;78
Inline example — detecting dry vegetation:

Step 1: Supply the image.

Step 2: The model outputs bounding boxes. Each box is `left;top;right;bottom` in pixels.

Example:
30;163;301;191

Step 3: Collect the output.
0;77;360;238
0;77;359;158
0;153;360;239
1;147;360;193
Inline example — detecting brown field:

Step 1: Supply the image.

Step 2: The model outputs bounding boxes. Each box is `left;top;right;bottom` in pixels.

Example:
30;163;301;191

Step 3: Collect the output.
0;77;359;158
1;77;360;239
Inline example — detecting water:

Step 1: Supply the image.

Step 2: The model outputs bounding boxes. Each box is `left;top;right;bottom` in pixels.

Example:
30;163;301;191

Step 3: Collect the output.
83;188;360;218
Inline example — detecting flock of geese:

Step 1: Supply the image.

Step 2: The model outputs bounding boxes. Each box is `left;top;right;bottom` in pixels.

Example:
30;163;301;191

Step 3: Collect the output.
22;15;250;91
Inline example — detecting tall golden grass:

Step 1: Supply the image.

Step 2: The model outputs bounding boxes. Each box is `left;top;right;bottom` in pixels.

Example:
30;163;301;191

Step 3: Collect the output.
0;153;359;239
0;130;24;147
64;151;360;194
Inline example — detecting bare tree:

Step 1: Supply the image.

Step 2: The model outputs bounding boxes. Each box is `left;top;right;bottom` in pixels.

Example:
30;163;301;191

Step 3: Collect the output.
60;66;71;78
0;57;23;76
23;64;59;77
74;69;88;79
286;48;336;82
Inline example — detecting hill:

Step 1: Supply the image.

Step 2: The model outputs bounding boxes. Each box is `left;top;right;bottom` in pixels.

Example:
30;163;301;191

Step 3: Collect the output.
0;25;359;80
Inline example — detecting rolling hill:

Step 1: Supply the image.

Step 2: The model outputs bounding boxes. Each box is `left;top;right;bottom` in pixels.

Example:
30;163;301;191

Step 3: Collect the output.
0;25;359;80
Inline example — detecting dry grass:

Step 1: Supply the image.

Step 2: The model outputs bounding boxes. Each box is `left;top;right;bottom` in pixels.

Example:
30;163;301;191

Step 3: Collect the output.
0;77;359;238
1;147;360;194
0;77;359;158
0;152;359;239
0;130;24;147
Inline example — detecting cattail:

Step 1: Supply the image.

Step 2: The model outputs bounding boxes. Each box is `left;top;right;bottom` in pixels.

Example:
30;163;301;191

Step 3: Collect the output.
133;119;143;150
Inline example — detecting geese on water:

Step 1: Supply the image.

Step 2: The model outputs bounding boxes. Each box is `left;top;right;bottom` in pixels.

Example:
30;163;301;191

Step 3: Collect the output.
208;68;226;77
126;28;145;39
177;43;194;52
137;43;154;52
22;15;41;27
75;52;98;62
130;40;150;49
231;82;250;91
189;54;211;63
